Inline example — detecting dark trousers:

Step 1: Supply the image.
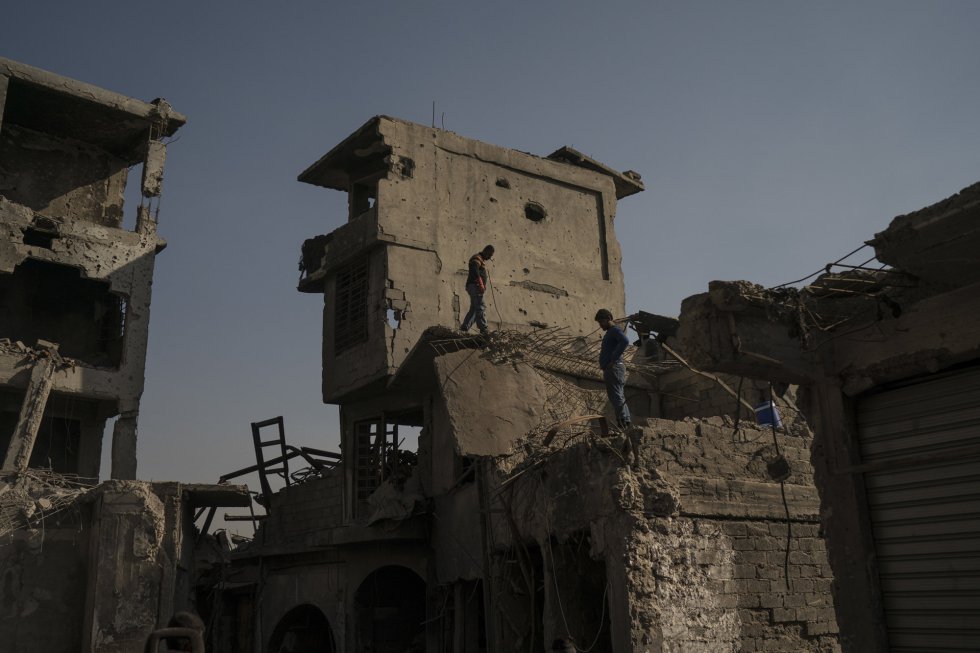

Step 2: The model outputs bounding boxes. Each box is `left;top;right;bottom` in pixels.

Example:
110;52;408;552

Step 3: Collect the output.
460;283;488;333
603;361;631;427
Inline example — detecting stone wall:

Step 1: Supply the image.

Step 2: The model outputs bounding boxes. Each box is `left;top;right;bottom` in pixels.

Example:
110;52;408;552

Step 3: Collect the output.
256;469;345;547
485;414;840;652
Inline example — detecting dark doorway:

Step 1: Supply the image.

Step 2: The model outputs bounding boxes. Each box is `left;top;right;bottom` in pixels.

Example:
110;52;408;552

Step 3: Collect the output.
267;604;335;653
353;565;426;652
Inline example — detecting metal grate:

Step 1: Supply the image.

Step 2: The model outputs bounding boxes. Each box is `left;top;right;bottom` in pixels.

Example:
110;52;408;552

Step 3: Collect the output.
354;420;381;508
334;257;370;355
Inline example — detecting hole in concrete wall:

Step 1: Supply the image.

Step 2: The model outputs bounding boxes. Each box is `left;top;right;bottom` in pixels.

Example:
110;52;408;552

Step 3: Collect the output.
334;257;370;355
121;162;143;231
525;202;546;222
0;390;82;475
386;308;401;329
349;165;387;222
0;259;126;366
267;604;336;653
350;180;377;220
21;227;56;249
352;411;421;516
353;566;426;653
496;177;510;189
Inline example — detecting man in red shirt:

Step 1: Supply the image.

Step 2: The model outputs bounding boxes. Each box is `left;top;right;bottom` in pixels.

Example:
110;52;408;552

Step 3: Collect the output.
460;245;494;336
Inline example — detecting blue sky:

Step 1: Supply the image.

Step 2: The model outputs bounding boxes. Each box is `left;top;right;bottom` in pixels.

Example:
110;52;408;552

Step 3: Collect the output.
3;2;979;490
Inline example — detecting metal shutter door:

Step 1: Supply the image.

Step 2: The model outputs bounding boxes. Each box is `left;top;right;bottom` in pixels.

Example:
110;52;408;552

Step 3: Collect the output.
857;366;980;652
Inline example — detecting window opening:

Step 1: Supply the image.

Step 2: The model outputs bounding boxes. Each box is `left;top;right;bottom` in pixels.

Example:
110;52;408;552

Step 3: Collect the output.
0;259;126;366
334;257;370;355
352;410;422;516
353;566;426;653
386;308;401;330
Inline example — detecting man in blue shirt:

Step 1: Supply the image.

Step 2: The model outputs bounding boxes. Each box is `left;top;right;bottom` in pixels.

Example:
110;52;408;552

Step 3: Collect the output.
595;308;631;429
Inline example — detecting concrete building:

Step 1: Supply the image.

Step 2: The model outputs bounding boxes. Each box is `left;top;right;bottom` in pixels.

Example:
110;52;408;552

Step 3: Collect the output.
0;57;182;480
216;118;841;653
0;59;248;652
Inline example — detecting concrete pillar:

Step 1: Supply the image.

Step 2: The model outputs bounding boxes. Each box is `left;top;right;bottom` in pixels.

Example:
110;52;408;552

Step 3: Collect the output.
110;414;138;480
81;483;169;652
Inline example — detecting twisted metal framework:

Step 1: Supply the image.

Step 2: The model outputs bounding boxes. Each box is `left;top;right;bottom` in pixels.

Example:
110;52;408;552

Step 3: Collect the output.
430;325;681;381
430;326;681;449
0;470;90;539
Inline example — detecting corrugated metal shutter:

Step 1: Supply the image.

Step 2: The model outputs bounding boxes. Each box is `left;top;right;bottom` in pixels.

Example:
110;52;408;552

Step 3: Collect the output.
856;365;980;652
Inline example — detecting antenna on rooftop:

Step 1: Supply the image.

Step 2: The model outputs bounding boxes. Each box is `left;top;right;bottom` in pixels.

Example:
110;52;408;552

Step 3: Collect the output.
432;101;435;128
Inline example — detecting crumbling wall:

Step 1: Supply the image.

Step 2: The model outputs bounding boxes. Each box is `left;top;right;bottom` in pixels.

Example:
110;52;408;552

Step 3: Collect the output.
0;58;185;480
487;416;839;652
0;124;128;227
0;480;197;653
255;469;344;547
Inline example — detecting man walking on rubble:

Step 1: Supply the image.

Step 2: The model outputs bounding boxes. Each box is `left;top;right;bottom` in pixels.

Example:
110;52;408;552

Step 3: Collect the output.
460;244;495;336
595;308;631;429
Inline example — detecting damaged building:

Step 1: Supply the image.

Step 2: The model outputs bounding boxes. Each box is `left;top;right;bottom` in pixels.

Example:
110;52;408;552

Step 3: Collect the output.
676;182;980;652
215;117;842;652
0;58;247;652
2;56;974;653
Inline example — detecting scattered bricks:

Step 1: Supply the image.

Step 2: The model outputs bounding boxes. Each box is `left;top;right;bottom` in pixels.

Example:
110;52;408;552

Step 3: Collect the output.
772;607;797;622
